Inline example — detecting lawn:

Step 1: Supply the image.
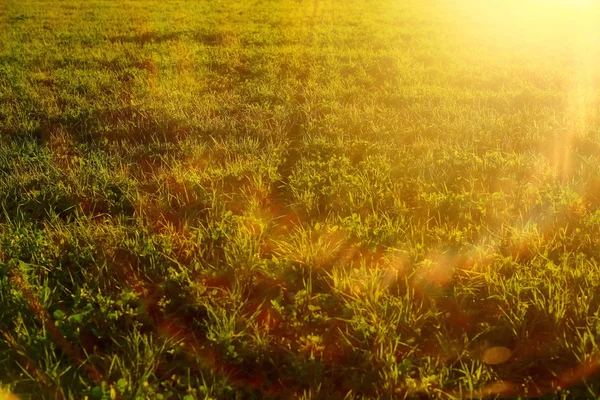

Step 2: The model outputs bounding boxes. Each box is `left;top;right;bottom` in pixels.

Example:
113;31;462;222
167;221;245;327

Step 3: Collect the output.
2;0;600;398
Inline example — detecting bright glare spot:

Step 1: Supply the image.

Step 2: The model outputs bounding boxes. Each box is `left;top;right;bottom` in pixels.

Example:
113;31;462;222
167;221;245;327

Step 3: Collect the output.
0;389;19;400
549;0;594;5
455;0;600;47
525;0;597;7
481;346;513;365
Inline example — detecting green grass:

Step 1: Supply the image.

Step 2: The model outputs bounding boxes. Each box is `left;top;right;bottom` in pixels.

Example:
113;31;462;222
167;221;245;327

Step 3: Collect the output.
2;0;600;398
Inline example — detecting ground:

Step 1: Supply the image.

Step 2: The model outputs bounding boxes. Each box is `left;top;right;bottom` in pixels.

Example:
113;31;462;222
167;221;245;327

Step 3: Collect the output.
2;0;600;399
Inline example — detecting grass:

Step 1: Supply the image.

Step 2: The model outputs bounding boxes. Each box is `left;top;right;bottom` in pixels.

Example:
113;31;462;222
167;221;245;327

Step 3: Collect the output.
2;0;600;398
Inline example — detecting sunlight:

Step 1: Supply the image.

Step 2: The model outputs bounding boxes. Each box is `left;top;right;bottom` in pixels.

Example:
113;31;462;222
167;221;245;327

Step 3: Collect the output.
511;0;597;9
458;0;600;43
0;389;20;400
548;0;595;5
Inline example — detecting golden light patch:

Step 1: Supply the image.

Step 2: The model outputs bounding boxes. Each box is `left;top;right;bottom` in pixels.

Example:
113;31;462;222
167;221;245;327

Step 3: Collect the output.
381;251;407;289
481;346;513;365
547;0;594;5
478;380;517;397
0;389;20;400
455;0;600;51
413;254;456;292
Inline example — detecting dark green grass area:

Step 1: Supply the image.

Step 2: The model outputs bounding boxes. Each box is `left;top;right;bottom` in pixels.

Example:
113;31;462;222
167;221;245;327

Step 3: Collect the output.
2;0;600;398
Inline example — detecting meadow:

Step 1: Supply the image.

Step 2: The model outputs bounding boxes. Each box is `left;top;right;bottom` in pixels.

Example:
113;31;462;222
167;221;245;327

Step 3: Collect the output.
2;0;600;398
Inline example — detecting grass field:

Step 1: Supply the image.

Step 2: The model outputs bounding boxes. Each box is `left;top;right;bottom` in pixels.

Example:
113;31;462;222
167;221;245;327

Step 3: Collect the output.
2;0;600;398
